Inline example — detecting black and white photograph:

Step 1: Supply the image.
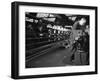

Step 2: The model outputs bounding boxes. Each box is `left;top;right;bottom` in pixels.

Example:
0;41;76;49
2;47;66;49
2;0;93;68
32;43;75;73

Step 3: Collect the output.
11;1;97;79
25;12;90;68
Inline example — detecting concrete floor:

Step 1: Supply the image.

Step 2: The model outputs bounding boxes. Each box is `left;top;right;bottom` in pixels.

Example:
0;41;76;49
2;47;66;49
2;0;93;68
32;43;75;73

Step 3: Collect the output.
26;46;89;68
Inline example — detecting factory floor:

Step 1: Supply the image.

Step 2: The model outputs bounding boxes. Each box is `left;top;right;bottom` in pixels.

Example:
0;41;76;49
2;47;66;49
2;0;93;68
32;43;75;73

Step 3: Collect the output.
26;46;89;68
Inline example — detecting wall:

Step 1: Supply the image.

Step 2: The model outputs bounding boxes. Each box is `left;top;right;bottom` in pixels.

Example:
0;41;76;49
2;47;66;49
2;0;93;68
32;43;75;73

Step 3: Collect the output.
0;0;99;81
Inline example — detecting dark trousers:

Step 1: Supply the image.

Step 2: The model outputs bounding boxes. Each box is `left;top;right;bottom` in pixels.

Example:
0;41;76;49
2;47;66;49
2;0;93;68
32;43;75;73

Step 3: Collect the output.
71;43;77;61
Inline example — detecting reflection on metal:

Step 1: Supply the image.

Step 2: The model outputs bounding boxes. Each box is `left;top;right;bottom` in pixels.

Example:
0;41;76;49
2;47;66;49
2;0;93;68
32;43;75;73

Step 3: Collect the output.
36;13;49;18
25;17;33;22
43;18;56;22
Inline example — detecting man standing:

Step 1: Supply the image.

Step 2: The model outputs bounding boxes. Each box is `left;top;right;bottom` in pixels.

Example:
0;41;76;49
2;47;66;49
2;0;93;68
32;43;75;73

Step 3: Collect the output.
70;17;87;62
